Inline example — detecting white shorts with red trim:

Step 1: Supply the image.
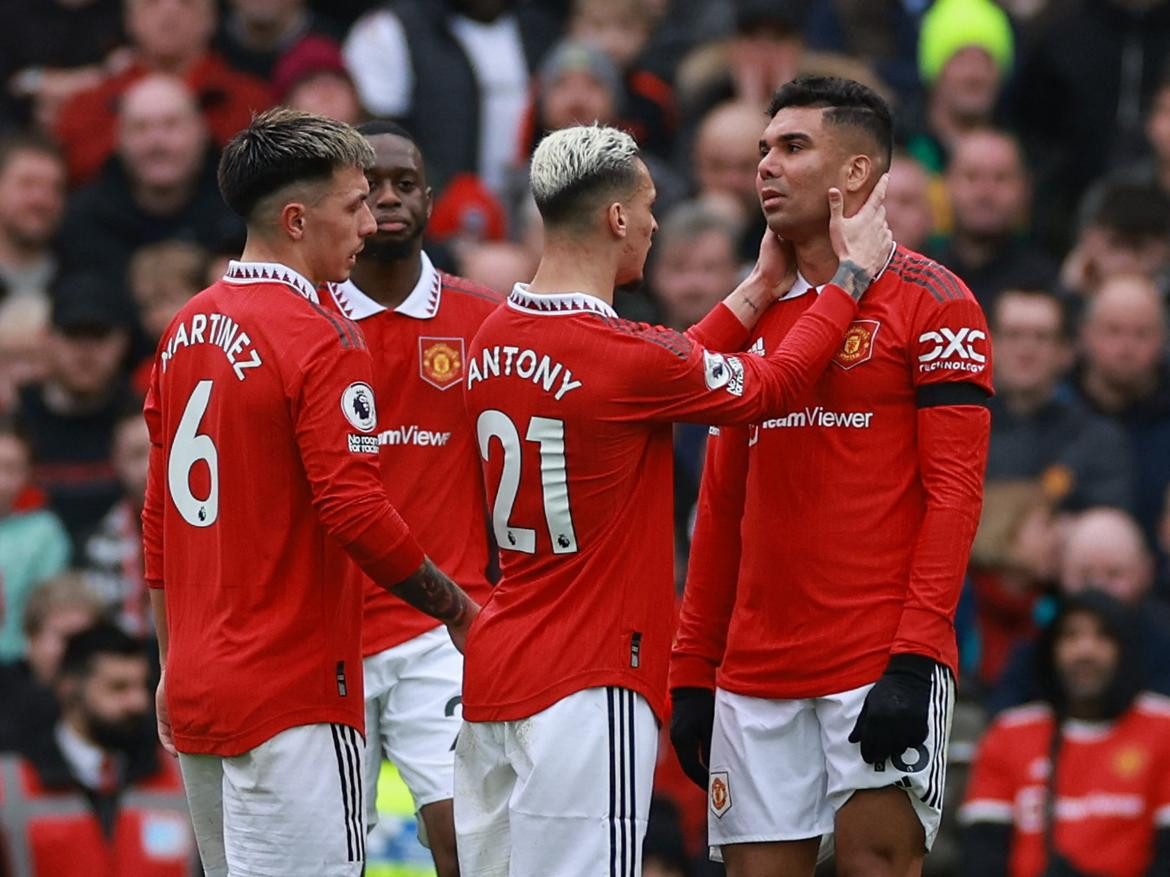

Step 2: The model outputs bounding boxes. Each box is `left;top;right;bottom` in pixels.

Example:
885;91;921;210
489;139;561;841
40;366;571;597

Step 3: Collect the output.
454;686;658;877
707;668;954;861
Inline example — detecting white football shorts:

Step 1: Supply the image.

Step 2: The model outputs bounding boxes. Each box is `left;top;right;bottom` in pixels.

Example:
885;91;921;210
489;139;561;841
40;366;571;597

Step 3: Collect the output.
178;722;365;877
707;668;955;861
362;625;464;837
454;685;658;877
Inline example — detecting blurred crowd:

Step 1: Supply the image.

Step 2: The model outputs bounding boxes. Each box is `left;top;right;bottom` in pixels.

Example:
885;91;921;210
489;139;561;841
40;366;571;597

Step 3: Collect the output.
3;0;1170;875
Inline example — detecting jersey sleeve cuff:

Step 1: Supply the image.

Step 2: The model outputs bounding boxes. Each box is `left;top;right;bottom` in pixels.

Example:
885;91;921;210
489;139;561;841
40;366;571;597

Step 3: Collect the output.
688;302;751;352
892;607;957;672
669;654;718;691
361;535;426;589
146;576;165;590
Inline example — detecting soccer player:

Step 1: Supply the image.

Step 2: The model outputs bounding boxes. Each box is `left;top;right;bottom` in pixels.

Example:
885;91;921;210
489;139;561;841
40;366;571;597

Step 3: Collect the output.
669;76;993;876
960;591;1170;877
326;121;498;876
455;122;894;875
141;108;478;877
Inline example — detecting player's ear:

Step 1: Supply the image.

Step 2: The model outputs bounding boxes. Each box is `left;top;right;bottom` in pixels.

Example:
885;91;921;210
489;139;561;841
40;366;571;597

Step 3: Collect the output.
281;202;308;241
844;154;873;194
607;201;628;239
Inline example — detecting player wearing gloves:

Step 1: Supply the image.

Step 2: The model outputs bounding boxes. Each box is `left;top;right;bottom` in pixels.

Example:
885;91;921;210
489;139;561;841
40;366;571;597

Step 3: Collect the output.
456;122;893;876
670;76;992;876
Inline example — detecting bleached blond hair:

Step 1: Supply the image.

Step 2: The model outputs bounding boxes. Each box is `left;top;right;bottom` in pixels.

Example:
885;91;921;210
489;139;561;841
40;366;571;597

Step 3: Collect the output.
530;124;641;228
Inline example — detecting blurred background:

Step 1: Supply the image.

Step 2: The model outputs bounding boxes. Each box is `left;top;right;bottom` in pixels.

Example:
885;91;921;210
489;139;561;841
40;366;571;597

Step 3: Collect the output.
2;1;1170;875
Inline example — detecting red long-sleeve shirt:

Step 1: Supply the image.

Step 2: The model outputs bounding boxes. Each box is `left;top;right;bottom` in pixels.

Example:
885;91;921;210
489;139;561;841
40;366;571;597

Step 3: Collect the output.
461;281;860;724
671;247;993;698
327;257;499;656
142;262;424;755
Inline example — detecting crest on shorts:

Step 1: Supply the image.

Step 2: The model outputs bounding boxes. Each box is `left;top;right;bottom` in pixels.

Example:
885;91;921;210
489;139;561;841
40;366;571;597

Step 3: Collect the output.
833;320;880;370
709;770;732;818
420;337;464;390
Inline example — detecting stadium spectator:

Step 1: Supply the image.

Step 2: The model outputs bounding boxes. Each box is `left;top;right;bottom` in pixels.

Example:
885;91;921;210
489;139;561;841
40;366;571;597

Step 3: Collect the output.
0;0;125;129
128;239;207;348
518;39;688;229
803;0;921;107
0;572;106;751
272;34;363;125
0;296;50;415
80;402;150;637
960;590;1170;877
989;507;1170;713
53;0;271;187
566;0;677;158
324;120;499;877
18;273;136;549
1072;273;1170;544
455;240;536;296
0;417;71;660
1014;0;1170;253
0;622;195;877
909;0;1014;174
932;129;1058;309
986;287;1132;512
690;99;771;264
145;108;476;877
885;149;936;254
1060;180;1170;300
213;0;341;79
58;74;243;283
673;0;805;123
0;133;66;310
457;120;891;874
342;0;560;195
670;76;989;875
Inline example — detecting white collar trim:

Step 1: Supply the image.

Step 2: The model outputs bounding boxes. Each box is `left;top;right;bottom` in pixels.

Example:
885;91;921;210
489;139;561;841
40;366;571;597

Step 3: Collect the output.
776;243;898;302
224;260;319;304
329;251;441;321
507;283;617;318
55;721;107;790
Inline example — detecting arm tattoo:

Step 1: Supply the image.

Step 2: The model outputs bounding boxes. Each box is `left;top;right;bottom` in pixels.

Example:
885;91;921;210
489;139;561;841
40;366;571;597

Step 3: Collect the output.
737;291;760;313
391;559;469;624
831;259;873;302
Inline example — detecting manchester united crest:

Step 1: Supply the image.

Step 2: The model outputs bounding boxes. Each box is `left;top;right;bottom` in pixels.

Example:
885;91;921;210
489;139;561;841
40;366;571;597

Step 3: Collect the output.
419;337;464;390
709;771;732;818
833;319;880;370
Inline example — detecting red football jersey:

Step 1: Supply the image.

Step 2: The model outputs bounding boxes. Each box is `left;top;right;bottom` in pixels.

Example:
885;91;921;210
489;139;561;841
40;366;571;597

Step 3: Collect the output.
142;262;424;756
961;696;1170;877
461;281;863;723
328;254;499;655
671;247;993;698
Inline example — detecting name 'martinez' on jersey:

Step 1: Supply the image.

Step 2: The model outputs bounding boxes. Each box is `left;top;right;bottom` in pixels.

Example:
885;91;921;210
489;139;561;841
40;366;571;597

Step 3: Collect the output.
159;311;263;380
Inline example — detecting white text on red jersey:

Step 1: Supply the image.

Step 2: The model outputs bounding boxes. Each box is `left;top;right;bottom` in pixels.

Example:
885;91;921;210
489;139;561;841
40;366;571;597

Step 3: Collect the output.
378;425;452;447
160;312;263;381
466;345;583;400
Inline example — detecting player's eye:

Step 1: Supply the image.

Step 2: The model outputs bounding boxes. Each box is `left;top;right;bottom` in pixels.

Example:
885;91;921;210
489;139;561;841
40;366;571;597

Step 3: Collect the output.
399;180;415;191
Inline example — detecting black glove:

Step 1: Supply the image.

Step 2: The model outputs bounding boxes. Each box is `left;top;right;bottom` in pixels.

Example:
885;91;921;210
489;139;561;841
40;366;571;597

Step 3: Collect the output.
669;687;715;790
849;653;940;766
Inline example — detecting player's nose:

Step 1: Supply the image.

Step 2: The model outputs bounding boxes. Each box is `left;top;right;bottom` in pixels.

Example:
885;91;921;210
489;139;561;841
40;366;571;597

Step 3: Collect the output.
358;203;377;237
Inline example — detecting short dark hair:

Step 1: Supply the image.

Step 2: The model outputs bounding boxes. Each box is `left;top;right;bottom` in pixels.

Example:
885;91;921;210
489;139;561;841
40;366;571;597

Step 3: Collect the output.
356;120;417;144
1080;180;1170;245
60;622;145;679
217;107;375;222
993;287;1074;339
0;130;64;177
767;76;893;169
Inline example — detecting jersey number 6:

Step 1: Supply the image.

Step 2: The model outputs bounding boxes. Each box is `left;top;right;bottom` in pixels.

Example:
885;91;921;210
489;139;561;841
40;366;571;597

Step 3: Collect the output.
168;379;219;528
477;410;578;555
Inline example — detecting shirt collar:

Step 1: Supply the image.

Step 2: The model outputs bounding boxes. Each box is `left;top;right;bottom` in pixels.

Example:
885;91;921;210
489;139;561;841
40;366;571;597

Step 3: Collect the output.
55;721;108;790
329;251;441;321
507;283;617;318
776;243;898;302
223;260;319;304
